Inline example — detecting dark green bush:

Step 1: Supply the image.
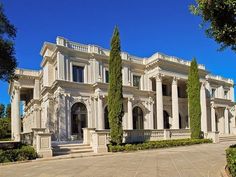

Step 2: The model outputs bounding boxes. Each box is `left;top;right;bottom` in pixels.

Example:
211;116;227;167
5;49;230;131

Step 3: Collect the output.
108;138;212;152
0;145;37;163
0;118;11;139
226;145;236;177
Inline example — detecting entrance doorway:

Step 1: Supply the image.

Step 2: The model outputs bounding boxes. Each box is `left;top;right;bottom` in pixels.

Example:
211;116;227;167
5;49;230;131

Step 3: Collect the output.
71;102;87;140
164;111;170;129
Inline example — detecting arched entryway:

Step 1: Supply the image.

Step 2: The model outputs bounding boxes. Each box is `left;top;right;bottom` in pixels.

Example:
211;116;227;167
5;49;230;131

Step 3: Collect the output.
133;106;144;129
104;106;110;129
163;111;170;129
71;102;87;140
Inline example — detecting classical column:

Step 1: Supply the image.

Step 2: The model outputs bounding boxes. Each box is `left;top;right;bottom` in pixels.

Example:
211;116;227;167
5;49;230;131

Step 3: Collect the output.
97;94;104;130
127;97;133;130
200;82;208;133
11;97;14;139
171;77;179;129
149;97;154;129
224;107;229;134
13;86;21;141
156;74;164;129
211;104;216;132
33;79;40;100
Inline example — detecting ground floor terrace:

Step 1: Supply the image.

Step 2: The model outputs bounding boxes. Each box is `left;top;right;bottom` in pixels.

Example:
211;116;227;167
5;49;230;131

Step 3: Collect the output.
0;141;233;177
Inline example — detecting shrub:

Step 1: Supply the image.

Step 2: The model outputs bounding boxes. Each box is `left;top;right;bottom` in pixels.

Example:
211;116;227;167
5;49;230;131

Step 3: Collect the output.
0;145;37;163
0;118;11;139
226;145;236;177
108;138;212;152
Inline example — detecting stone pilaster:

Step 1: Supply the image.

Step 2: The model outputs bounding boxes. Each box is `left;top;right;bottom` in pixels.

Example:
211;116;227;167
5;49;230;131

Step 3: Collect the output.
33;79;40;100
13;86;21;141
156;74;164;129
224;107;229;134
211;103;216;132
171;77;179;129
97;93;104;130
127;97;133;130
148;97;154;129
200;82;208;133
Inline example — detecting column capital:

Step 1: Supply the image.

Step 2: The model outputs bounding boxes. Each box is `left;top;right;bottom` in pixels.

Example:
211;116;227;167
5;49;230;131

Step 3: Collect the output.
201;81;207;88
148;97;154;104
172;77;179;85
128;97;134;102
14;85;21;91
155;73;163;82
225;106;230;110
211;103;216;109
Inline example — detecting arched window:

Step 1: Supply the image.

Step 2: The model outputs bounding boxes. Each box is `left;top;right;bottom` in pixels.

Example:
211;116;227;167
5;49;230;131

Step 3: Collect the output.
133;106;144;129
163;111;170;129
71;102;87;139
104;106;110;129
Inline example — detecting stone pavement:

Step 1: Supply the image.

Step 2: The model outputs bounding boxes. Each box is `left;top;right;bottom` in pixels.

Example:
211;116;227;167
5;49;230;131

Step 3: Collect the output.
0;142;234;177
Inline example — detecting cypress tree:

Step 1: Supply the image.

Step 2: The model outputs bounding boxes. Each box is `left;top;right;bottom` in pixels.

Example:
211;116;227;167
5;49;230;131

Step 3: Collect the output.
187;58;201;139
108;26;124;145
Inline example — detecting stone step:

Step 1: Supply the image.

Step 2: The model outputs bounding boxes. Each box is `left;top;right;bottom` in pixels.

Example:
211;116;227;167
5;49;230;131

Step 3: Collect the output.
52;143;93;156
53;149;93;156
53;145;91;150
219;136;236;142
52;143;89;147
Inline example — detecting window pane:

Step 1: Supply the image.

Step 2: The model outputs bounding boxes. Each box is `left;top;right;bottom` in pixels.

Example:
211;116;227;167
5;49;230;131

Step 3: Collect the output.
212;89;216;98
73;66;84;83
133;75;141;89
105;70;109;83
162;84;167;96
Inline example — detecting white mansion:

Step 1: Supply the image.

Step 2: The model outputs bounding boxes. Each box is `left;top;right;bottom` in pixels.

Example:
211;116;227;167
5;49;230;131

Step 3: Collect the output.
9;37;235;143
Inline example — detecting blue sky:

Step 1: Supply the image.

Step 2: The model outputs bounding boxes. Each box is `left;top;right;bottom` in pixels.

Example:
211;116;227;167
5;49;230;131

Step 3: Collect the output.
0;0;235;105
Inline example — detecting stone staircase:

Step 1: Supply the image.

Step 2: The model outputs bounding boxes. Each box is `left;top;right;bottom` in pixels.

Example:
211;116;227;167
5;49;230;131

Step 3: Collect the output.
52;143;93;156
219;135;236;143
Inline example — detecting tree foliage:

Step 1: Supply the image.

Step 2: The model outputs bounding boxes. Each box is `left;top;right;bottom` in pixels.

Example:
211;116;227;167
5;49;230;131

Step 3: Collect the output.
0;117;11;139
0;3;17;81
108;27;124;145
187;59;201;139
0;104;5;118
190;0;236;51
5;104;11;118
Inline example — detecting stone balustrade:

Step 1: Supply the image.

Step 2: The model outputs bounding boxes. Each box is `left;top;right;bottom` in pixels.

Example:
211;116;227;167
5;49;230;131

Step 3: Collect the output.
20;132;34;145
56;36;144;64
124;129;164;143
206;74;234;84
85;129;192;153
15;68;40;77
56;36;213;69
169;129;191;139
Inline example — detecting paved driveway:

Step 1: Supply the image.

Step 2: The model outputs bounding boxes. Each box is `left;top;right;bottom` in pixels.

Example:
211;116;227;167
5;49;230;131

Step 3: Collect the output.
0;142;234;177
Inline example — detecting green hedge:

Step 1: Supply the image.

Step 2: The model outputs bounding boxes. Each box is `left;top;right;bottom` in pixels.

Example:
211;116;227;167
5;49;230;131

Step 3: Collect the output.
226;144;236;177
0;145;37;163
108;138;212;152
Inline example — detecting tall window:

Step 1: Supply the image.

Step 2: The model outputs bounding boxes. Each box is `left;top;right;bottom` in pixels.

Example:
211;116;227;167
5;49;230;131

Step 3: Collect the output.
133;75;141;89
212;88;216;98
104;106;110;129
224;90;228;99
73;66;84;83
162;84;167;96
133;107;144;129
105;70;109;83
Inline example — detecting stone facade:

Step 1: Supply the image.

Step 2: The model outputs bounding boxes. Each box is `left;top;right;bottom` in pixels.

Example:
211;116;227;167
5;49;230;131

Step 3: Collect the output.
9;36;236;142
